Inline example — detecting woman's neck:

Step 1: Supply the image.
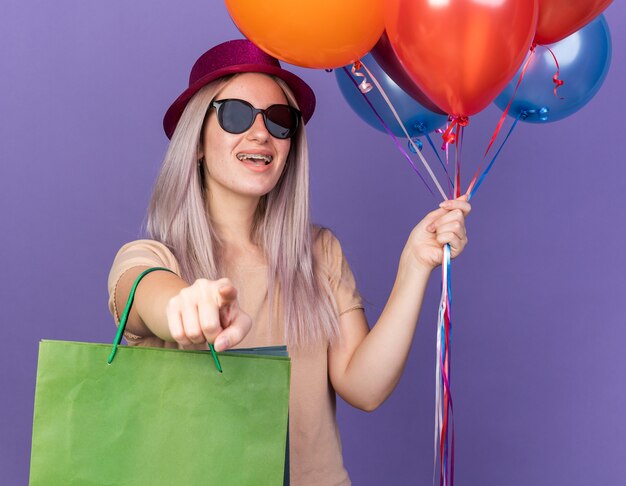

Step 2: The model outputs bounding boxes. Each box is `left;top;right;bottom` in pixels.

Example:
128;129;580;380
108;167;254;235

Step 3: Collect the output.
206;188;260;249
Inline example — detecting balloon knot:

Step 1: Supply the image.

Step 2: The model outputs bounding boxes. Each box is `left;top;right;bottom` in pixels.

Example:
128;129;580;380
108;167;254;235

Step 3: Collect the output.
408;138;423;153
440;116;468;147
524;107;549;121
414;122;426;134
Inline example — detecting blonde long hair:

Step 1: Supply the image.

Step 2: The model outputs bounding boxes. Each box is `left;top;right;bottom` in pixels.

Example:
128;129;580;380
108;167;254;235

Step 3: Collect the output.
147;74;339;348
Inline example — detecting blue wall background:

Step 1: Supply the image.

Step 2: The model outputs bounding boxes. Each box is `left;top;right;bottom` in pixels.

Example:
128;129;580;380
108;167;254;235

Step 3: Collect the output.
2;1;625;484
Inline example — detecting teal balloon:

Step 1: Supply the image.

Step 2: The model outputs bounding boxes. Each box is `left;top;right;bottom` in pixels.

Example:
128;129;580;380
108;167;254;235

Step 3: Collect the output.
494;15;611;123
335;53;447;138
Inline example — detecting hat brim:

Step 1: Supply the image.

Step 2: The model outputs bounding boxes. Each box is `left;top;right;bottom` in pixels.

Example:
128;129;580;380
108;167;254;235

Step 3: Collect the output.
163;64;315;139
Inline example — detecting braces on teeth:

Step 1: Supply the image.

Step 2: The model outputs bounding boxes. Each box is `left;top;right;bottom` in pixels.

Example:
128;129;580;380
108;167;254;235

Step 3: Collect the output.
237;153;273;165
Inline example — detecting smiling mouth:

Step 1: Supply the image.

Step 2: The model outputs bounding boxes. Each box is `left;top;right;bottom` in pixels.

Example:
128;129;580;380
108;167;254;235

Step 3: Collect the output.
236;153;273;165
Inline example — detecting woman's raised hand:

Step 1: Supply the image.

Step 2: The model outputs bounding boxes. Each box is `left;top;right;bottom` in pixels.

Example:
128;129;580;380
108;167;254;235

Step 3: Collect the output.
165;278;252;351
404;195;471;271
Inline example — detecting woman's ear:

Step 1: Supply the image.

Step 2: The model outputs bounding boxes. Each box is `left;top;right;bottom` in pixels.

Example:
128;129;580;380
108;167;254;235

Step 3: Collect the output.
197;142;205;165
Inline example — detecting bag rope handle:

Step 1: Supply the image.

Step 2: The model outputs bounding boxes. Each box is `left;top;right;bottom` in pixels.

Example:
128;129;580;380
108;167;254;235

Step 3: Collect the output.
107;267;222;373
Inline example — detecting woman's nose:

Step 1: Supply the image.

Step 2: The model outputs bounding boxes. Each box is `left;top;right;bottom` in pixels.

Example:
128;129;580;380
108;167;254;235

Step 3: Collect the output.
246;113;269;142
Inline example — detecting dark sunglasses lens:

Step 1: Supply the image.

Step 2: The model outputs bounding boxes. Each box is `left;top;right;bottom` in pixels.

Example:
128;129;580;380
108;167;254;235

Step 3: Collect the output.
265;105;298;139
219;100;253;134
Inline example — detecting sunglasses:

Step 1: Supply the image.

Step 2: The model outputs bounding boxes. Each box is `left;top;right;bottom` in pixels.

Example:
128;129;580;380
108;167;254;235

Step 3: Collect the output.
208;98;301;140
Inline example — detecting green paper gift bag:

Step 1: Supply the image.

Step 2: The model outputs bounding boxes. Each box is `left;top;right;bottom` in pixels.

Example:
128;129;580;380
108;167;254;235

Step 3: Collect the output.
30;342;290;485
29;269;291;485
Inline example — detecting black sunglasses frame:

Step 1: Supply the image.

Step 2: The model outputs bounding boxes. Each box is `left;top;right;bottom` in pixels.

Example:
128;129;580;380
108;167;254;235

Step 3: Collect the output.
207;98;302;140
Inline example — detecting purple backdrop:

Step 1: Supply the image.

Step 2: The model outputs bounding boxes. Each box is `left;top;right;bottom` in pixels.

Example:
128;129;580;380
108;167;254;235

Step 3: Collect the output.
2;2;625;484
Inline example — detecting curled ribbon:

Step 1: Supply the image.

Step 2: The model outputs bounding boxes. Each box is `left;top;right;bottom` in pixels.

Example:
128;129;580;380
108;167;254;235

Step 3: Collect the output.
351;61;372;93
440;116;469;147
544;46;565;99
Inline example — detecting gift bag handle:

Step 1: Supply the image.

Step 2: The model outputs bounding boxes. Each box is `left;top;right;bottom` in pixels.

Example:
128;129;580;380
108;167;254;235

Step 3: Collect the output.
107;267;222;373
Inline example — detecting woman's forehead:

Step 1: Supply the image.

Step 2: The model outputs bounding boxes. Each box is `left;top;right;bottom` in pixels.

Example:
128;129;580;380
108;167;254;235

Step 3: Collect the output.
217;73;289;106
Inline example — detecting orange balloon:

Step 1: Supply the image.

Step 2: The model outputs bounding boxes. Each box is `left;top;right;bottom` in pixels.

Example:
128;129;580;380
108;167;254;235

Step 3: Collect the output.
385;0;537;117
535;0;613;45
225;0;384;69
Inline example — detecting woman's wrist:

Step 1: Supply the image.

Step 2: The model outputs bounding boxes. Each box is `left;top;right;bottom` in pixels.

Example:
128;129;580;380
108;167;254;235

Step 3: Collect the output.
397;247;434;285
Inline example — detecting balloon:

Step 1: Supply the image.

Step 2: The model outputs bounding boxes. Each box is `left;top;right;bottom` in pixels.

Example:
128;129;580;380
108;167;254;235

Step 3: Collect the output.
224;0;384;69
494;16;611;124
335;54;448;139
371;32;445;115
535;0;613;45
385;0;538;117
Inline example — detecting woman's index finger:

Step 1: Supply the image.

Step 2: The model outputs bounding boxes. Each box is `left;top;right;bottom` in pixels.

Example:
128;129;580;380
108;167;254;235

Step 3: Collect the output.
217;283;238;307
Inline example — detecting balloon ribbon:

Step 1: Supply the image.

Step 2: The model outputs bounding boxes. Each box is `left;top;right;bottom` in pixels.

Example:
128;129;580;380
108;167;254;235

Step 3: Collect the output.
425;132;454;196
465;45;536;197
357;60;449;200
440;116;468;147
342;66;434;195
467;111;524;200
351;60;373;93
482;46;535;160
430;46;537;485
347;64;458;485
434;244;454;486
544;46;565;99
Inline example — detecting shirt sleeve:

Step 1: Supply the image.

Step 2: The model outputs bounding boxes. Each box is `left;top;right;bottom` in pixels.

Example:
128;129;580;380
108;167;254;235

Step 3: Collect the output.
107;239;182;347
314;228;364;316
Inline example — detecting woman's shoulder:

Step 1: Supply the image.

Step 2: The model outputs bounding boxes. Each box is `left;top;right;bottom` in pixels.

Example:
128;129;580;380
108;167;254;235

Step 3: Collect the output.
310;225;362;301
110;239;181;276
115;239;177;260
311;225;345;264
115;238;172;252
107;239;182;321
311;224;333;247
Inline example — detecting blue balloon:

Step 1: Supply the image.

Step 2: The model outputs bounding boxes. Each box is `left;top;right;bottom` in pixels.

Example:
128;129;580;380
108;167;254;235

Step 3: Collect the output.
335;53;448;138
494;15;612;124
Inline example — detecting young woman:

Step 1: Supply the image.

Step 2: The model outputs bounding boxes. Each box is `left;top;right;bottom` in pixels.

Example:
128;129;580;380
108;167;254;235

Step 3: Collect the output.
108;39;470;485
